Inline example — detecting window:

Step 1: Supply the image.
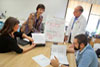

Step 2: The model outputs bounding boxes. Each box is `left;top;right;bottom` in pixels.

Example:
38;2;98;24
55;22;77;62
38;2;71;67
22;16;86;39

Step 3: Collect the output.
65;0;91;26
86;4;100;35
65;0;100;36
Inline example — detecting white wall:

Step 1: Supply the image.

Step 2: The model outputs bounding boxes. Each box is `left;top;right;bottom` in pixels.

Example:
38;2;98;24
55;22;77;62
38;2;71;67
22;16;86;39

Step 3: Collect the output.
0;0;68;22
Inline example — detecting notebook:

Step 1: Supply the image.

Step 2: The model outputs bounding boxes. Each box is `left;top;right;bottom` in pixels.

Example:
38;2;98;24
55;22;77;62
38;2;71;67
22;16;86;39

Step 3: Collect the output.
50;45;69;66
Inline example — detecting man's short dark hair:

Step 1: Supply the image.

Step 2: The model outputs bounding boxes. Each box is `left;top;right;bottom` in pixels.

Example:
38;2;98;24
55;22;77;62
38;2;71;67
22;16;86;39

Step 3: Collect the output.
36;4;45;11
75;34;88;46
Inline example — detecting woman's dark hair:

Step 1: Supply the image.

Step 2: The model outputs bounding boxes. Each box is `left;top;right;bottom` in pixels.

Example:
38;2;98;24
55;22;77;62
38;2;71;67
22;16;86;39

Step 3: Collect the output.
0;17;20;35
36;4;45;11
75;34;88;46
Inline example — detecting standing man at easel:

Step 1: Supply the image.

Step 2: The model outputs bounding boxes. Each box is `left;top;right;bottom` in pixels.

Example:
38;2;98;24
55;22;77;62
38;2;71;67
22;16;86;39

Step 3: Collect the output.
64;5;87;43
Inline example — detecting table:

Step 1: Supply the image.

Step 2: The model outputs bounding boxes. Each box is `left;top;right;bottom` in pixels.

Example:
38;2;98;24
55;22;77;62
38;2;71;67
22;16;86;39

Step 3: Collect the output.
0;42;76;67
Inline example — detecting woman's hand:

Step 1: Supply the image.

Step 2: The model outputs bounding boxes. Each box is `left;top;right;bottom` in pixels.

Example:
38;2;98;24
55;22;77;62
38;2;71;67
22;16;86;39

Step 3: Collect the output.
22;33;34;43
22;43;36;53
28;36;34;42
31;43;36;48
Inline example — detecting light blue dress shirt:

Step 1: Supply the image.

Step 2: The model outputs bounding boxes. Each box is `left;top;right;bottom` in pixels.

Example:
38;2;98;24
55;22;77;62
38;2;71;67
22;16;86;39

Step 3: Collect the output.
76;44;98;67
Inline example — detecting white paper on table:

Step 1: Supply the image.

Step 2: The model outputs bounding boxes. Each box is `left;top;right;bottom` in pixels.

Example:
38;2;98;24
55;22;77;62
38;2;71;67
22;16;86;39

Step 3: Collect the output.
32;33;45;44
32;54;50;67
50;45;69;65
94;43;100;50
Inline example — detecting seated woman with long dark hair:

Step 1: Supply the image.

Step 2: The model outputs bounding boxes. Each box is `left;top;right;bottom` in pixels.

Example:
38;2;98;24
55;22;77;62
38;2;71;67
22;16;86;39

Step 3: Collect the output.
0;17;36;53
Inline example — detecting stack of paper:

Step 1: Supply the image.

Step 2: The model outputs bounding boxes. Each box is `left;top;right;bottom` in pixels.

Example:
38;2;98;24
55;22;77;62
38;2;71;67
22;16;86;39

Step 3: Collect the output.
50;45;69;65
32;54;50;67
32;33;45;44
